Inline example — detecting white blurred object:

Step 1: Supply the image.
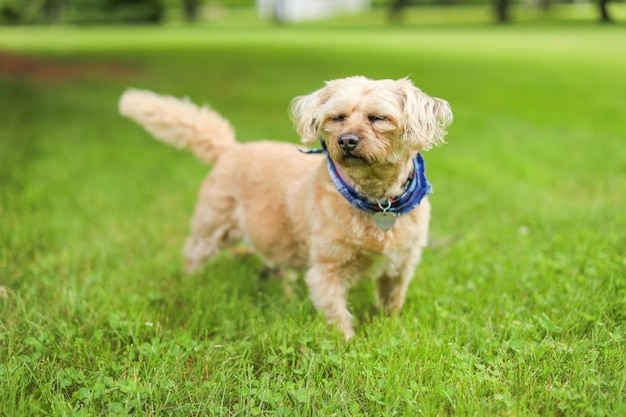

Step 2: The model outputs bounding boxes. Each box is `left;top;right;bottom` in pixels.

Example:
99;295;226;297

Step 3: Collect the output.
258;0;370;22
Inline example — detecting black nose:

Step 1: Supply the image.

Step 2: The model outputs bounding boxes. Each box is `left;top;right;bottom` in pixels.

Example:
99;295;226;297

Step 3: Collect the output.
338;134;360;151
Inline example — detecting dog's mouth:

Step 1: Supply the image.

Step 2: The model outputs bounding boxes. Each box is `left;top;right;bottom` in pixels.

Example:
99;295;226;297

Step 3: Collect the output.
342;152;362;161
336;149;381;168
336;153;366;167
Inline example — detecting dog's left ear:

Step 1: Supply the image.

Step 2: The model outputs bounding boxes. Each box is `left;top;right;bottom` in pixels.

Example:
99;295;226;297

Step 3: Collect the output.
398;79;453;151
289;87;328;146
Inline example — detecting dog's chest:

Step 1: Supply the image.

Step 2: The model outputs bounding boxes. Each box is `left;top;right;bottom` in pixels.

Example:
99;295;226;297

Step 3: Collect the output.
344;246;412;283
350;218;415;253
354;252;389;281
342;231;413;277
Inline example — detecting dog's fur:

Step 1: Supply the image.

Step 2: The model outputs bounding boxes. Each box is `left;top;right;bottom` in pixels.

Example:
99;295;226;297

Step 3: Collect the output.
119;76;452;339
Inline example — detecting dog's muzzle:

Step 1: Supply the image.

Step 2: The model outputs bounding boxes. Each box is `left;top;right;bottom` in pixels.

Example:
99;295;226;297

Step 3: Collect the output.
337;133;360;152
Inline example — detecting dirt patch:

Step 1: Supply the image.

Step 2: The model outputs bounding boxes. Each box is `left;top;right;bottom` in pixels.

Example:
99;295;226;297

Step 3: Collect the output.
0;51;141;82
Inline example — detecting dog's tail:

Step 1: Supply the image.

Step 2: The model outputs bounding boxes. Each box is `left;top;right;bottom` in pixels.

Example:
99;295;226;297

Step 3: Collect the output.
119;88;236;164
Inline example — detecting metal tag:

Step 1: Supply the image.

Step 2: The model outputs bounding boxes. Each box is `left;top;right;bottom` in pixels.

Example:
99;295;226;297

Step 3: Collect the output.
373;211;396;231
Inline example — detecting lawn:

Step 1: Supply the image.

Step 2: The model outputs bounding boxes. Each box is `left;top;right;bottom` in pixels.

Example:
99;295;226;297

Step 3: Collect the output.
1;14;625;416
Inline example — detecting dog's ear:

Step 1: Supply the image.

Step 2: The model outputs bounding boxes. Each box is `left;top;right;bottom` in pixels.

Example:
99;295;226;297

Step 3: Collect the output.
289;87;328;146
399;79;453;151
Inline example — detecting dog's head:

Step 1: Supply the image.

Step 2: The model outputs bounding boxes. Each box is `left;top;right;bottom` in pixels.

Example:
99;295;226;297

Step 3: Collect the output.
290;76;452;168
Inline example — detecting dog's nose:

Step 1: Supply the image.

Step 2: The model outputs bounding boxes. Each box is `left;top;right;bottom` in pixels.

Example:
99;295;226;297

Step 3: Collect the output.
338;134;360;151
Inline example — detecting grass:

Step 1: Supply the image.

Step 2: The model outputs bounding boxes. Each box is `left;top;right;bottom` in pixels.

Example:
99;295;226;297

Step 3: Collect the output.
1;13;625;416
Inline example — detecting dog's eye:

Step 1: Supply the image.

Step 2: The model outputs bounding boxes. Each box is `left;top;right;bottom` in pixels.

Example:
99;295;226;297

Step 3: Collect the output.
368;115;388;123
331;114;346;122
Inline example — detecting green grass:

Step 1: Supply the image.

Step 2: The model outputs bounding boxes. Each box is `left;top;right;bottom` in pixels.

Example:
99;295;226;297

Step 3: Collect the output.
1;17;625;416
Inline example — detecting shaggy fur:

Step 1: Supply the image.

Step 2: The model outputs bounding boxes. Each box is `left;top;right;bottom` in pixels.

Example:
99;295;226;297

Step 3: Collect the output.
119;76;452;339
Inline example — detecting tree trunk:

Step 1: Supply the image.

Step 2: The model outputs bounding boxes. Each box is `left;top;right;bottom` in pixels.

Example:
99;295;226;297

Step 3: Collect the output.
390;0;409;24
599;0;612;23
44;0;64;23
183;0;200;22
494;0;510;23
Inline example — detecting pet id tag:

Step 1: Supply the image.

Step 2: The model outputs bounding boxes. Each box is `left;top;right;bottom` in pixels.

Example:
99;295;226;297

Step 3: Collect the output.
373;201;396;231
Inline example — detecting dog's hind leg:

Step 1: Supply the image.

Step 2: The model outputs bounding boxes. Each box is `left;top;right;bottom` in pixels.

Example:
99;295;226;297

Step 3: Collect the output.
376;274;412;313
376;250;423;313
183;193;240;274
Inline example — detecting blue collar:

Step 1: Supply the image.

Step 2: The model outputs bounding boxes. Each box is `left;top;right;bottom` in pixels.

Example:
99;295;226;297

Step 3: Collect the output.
302;140;432;215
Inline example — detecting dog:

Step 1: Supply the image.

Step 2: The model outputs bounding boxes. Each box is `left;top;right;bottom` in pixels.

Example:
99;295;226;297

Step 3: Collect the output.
119;76;452;339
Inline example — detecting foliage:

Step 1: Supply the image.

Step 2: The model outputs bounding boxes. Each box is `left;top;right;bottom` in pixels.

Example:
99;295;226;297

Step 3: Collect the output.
0;0;164;24
0;22;625;416
66;0;164;24
0;0;56;24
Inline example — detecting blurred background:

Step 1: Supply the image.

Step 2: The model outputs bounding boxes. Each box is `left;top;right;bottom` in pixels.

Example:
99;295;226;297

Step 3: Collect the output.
0;0;624;25
1;0;625;415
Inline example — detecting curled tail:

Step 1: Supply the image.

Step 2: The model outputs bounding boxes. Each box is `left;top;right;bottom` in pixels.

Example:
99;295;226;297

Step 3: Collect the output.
119;88;236;164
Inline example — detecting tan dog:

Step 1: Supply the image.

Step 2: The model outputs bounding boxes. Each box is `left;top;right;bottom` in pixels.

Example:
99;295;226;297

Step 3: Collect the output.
119;76;452;339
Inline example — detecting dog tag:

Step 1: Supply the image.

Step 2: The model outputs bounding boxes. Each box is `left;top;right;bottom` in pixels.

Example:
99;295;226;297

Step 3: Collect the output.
373;211;396;231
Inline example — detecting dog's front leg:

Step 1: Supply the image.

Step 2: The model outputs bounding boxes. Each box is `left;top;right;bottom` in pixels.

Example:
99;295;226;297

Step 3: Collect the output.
305;264;354;340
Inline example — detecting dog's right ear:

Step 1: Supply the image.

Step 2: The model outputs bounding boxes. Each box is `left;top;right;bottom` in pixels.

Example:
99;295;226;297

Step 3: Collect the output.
289;88;327;146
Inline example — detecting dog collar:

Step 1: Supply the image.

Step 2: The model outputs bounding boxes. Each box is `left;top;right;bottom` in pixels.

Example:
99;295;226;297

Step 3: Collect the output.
300;140;432;229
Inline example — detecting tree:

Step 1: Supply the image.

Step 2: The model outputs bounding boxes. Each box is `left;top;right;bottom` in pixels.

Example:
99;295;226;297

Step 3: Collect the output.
67;0;164;24
182;0;200;22
389;0;410;24
493;0;510;23
43;0;64;23
598;0;612;23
